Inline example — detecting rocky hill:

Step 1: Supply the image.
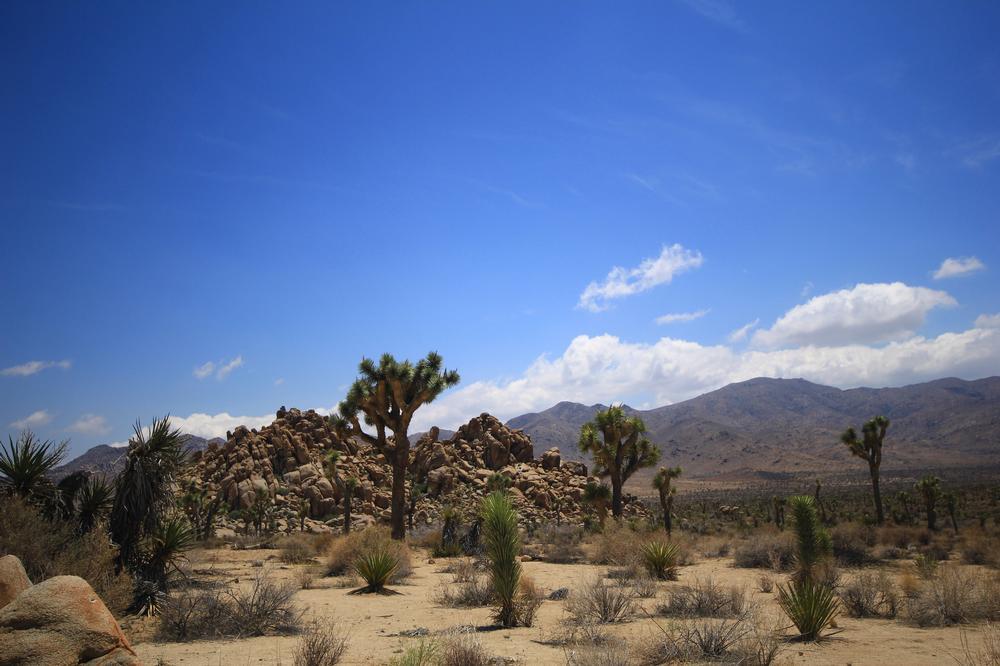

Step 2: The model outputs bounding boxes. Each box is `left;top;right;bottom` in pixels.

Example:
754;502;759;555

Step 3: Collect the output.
52;435;219;481
183;407;637;532
507;377;1000;478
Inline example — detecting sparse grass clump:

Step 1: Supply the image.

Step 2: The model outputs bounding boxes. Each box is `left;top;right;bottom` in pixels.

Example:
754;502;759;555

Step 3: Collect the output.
439;632;496;666
656;578;750;618
280;533;318;564
226;567;303;635
905;566;1000;626
962;535;999;567
588;523;646;567
530;524;585;563
293;621;349;666
434;572;494;607
839;571;899;618
566;577;635;624
732;533;794;570
389;640;439;666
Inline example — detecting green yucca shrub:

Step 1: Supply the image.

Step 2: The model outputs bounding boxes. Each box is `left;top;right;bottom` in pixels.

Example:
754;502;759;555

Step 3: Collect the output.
642;541;680;580
788;495;832;582
481;491;523;627
777;578;840;641
352;547;399;594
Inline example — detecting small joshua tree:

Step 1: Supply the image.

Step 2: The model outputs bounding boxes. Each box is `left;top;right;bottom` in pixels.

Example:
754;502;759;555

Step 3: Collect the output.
840;416;890;524
916;475;941;531
773;496;786;529
579;405;660;518
486;472;512;494
582;481;611;530
777;495;839;641
652;466;682;536
343;477;358;535
944;491;959;534
481;491;522;627
334;352;460;540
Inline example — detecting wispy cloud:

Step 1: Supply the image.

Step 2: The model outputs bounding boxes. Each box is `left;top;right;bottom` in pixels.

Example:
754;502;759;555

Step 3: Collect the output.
677;0;747;32
68;413;111;435
578;244;704;312
934;256;986;280
955;135;1000;168
656;309;710;325
274;378;285;386
727;319;759;343
11;410;53;429
194;356;244;381
1;359;71;377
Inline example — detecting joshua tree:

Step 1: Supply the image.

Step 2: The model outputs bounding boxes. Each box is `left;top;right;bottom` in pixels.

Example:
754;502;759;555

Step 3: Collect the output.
772;496;786;529
334;352;460;540
298;499;309;532
944;491;959;534
0;431;68;503
481;491;522;627
343;476;358;534
840;416;890;524
179;480;224;540
110;417;188;573
407;476;426;532
894;491;914;525
487;472;512;494
582;481;611;529
579;405;660;518
652;466;682;536
916;475;942;531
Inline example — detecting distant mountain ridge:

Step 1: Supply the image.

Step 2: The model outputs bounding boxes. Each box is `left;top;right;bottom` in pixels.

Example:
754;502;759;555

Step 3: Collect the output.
506;377;1000;478
52;434;221;480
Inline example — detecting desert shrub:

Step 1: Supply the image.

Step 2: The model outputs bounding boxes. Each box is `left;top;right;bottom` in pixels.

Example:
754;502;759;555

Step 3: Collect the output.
280;534;317;564
732;534;794;570
921;539;952;562
297;567;320;590
638;615;780;665
697;536;731;558
777;579;840;641
566;577;634;624
962;536;999;567
656;578;750;618
225;567;302;635
642;541;679;580
389;640;439;666
565;639;632;666
326;526;411;583
757;574;774;593
915;553;940;579
353;547;399;594
588;523;646;567
0;497;134;616
439;632;494;666
680;619;755;660
515;575;544;627
159;586;231;640
435;573;494;607
831;523;875;566
630;574;656;599
442;558;479;583
532;524;585;563
955;622;1000;666
839;571;899;618
293;621;349;666
905;566;999;626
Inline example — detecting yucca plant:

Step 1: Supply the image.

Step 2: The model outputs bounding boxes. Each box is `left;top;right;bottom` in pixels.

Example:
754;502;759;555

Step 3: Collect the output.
787;495;831;582
352;547;400;594
642;541;680;580
481;491;522;626
777;578;840;641
0;431;67;501
76;475;115;534
141;515;196;590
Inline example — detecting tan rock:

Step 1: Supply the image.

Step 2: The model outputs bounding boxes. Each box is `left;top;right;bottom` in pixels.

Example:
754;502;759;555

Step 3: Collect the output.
0;555;31;610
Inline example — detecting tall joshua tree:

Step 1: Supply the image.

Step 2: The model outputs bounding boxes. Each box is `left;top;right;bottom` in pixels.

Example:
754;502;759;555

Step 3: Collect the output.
579;405;660;518
916;475;941;531
652;466;682;536
334;352;459;540
840;415;890;524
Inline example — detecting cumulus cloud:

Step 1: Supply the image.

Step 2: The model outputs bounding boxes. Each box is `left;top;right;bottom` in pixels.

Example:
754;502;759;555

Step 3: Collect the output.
1;360;71;377
655;309;709;325
727;318;759;343
68;413;111;435
168;411;274;439
976;313;1000;329
933;256;986;280
10;410;53;429
409;319;1000;433
578;244;704;312
751;282;955;348
194;356;244;380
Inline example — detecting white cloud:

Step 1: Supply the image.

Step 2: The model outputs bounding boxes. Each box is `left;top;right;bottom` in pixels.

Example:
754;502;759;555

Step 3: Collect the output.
168;411;274;439
727;318;759;343
933;256;986;280
1;360;71;377
274;377;285;386
655;309;709;325
194;356;244;381
11;410;53;429
410;318;1000;433
578;244;704;312
678;0;747;32
108;441;129;448
193;361;215;379
975;313;1000;329
216;356;244;380
752;282;955;348
68;413;111;435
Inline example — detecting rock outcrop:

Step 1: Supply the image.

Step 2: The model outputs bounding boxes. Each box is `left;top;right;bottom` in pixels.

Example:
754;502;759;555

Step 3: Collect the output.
184;408;646;532
0;554;31;611
0;568;139;666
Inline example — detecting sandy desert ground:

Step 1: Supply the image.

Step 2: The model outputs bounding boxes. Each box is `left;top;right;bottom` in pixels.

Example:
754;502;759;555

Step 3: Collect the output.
131;544;995;666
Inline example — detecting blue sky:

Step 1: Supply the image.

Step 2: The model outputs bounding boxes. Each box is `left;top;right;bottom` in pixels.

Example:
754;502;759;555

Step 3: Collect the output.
2;1;999;456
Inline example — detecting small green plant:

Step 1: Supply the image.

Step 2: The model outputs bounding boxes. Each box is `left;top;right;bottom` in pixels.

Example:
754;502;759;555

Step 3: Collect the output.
352;547;399;595
390;640;439;666
914;553;939;579
777;578;840;641
787;495;832;582
481;491;523;627
642;541;680;580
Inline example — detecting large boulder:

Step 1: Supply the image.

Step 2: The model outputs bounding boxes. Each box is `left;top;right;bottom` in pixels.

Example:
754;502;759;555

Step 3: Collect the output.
541;447;561;470
0;555;31;611
0;575;139;666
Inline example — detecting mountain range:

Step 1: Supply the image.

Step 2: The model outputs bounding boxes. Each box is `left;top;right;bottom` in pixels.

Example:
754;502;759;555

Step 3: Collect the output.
55;376;1000;482
51;435;221;480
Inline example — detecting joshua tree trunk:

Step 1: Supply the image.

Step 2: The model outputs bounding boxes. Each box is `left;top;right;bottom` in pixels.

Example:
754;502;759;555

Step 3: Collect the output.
343;487;353;535
870;462;884;525
610;467;624;519
926;504;936;531
391;452;407;540
664;493;674;536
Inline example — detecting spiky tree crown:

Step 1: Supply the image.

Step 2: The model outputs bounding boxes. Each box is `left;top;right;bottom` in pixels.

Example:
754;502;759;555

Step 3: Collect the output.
582;481;611;505
579;404;660;480
840;415;890;464
915;475;941;502
652;466;682;491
